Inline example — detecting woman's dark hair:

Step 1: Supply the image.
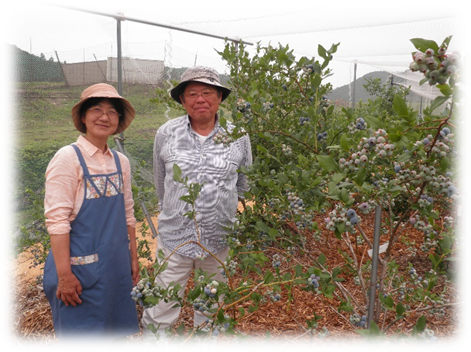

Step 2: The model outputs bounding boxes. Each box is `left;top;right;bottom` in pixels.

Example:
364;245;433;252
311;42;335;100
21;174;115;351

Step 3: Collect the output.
79;97;125;125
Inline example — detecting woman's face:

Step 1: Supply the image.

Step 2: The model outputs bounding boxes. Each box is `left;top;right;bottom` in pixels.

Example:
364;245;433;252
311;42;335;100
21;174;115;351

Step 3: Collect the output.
81;99;120;142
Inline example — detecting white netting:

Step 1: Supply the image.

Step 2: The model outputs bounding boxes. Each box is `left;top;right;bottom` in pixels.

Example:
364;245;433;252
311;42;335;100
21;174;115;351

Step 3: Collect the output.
0;0;469;228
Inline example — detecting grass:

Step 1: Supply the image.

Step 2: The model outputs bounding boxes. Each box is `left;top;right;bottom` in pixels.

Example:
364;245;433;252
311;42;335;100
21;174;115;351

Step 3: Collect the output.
14;82;181;227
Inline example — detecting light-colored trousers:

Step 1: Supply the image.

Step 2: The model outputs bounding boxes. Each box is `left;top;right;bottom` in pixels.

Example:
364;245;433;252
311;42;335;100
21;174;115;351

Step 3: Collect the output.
141;236;229;333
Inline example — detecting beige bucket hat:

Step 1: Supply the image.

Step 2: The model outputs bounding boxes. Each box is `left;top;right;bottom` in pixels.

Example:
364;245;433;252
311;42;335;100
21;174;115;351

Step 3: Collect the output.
71;83;135;134
170;66;231;104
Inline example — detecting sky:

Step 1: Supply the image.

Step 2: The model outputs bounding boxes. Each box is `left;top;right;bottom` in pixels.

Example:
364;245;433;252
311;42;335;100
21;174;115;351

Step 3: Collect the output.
4;0;466;89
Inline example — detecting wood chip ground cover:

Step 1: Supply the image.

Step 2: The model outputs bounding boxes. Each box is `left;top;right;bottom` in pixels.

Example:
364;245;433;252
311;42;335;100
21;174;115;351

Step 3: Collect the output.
12;210;459;344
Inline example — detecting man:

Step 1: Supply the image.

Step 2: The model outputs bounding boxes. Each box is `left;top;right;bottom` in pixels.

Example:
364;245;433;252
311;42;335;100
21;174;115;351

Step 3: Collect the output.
142;66;252;339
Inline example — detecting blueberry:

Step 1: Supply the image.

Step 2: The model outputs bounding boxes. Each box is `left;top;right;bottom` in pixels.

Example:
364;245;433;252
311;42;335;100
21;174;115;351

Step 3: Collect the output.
346;209;356;218
423;137;430;145
448;185;457;196
394;165;401;173
350;216;358;225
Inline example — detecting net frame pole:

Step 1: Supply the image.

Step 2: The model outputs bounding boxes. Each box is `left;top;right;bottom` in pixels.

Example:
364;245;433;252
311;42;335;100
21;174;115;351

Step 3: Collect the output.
56;5;253;46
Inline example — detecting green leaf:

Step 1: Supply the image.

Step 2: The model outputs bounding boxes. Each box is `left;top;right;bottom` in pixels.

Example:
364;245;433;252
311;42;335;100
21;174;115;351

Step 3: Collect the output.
327;42;340;55
340;187;350;203
317;155;340;173
338;300;354;313
396;303;405;317
354;167;367;186
430;95;449;111
364;115;382;130
332;266;341;279
318;253;326;266
219;116;228;129
393;94;409;117
173;163;182;182
384;295;394;308
318;44;327;59
339;133;350;151
256;220;271;233
440;236;452;252
263;271;274;284
441;35;453;48
437;84;453;97
412;315;427;334
410;38;439;53
238;307;246;317
440;156;450;172
295;264;303;277
268;228;278;239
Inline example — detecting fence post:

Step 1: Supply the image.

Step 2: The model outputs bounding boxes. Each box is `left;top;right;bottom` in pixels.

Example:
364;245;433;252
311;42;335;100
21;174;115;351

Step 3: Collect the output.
114;137;158;239
367;205;382;328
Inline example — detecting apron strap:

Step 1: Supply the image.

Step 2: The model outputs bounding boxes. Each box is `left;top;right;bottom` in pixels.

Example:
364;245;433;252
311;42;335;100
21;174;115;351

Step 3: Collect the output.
111;149;123;174
71;144;90;176
72;145;124;199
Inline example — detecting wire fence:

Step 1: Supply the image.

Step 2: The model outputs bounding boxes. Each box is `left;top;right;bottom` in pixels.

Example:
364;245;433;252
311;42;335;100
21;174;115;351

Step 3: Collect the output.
3;43;173;235
13;6;242;223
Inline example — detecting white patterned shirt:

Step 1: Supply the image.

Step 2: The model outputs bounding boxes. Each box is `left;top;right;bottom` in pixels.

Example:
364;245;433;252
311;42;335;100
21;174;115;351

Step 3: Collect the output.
153;114;252;258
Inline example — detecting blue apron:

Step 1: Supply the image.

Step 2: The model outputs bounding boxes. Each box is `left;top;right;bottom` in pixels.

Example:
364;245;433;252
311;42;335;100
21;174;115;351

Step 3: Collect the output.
43;144;139;338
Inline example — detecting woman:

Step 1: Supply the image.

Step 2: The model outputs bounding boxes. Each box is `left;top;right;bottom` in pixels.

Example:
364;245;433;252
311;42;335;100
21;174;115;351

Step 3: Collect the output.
43;83;140;338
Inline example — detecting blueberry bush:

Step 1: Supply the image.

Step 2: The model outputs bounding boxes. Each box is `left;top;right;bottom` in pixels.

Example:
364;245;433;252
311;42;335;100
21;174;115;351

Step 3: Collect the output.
138;36;460;342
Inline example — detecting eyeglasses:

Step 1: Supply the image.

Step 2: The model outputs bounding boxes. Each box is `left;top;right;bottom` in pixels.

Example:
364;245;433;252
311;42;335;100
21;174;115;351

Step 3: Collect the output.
183;89;217;101
88;107;121;119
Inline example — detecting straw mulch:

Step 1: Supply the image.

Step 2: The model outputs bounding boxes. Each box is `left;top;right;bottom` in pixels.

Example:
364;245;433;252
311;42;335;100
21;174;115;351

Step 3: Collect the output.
13;209;460;343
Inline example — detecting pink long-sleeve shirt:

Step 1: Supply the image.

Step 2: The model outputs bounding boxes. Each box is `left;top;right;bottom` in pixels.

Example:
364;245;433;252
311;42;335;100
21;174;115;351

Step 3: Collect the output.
44;135;136;235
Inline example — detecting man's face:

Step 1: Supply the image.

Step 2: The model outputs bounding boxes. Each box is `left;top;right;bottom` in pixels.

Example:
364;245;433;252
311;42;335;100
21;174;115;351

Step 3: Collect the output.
181;82;222;124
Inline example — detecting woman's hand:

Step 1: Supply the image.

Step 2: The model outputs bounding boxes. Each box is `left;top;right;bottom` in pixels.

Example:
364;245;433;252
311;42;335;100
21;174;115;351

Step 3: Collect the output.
128;226;140;286
56;272;83;307
50;234;82;306
131;258;140;286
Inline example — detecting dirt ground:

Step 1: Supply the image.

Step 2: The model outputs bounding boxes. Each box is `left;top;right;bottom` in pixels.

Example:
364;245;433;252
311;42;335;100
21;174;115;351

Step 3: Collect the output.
12;207;461;344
